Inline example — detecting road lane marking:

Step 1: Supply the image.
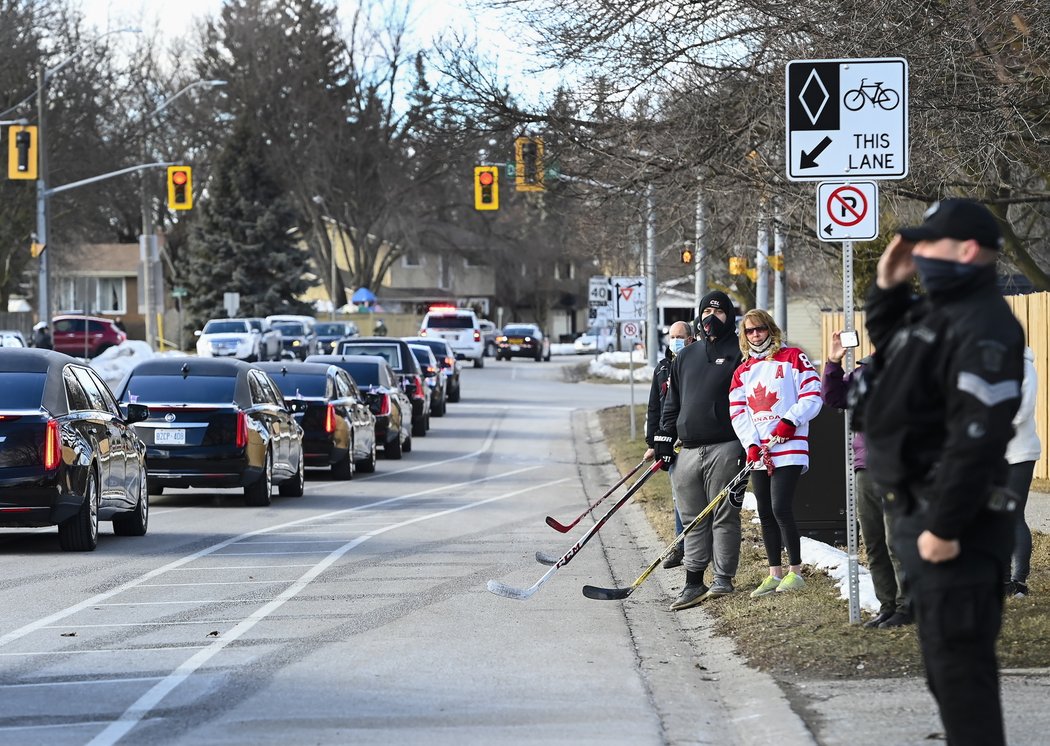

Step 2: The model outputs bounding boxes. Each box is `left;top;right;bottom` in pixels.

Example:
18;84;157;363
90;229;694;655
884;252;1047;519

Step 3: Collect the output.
0;465;542;649
87;475;571;746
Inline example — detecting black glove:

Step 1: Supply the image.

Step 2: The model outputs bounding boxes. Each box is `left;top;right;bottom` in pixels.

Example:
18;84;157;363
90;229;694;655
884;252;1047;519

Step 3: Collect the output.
653;431;676;471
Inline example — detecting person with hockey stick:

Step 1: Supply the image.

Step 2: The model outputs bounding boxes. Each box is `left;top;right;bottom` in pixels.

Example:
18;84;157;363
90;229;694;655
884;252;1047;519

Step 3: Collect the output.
644;320;694;569
729;309;822;598
656;290;744;610
863;198;1024;746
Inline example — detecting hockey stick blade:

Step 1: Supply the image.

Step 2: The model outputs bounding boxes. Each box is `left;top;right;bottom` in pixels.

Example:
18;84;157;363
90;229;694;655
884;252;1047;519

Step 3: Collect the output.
581;584;633;600
544;457;647;534
486;578;538;600
535;550;559;566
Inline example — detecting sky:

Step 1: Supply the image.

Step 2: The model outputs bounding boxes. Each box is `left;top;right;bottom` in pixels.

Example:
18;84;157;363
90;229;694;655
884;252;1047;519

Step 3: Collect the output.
72;0;557;104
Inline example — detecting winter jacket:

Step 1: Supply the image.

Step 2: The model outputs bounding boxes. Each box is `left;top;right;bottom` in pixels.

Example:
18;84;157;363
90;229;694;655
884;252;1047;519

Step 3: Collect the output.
729;346;823;472
821;358;868;469
863;266;1023;541
1006;347;1041;465
660;332;741;446
645;350;673;446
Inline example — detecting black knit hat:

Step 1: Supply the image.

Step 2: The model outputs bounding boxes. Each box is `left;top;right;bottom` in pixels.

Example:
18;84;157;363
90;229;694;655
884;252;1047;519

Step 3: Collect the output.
698;290;734;317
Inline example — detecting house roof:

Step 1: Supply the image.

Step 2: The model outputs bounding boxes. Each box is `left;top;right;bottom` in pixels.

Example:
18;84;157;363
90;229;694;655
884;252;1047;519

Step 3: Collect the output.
67;243;142;276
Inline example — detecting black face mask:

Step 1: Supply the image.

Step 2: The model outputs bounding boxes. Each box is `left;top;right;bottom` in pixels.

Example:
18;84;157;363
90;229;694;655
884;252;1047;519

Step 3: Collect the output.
700;314;728;340
913;255;982;293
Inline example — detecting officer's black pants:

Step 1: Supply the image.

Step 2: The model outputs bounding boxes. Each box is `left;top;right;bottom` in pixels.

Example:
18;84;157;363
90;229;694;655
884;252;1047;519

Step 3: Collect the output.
891;509;1010;746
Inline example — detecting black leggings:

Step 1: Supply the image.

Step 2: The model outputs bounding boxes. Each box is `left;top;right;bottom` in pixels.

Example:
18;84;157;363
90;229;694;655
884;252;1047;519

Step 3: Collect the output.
750;465;803;567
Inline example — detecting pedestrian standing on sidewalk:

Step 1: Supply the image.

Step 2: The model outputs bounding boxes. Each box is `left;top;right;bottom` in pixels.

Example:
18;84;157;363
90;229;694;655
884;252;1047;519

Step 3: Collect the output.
821;330;911;628
863;198;1023;746
644;320;694;569
656;291;744;610
1004;345;1041;599
729;309;822;598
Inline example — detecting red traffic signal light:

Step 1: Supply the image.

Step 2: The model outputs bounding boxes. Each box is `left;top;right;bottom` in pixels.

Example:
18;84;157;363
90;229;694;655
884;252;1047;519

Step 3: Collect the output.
474;166;498;210
478;170;494;186
681;247;694;264
167;166;193;210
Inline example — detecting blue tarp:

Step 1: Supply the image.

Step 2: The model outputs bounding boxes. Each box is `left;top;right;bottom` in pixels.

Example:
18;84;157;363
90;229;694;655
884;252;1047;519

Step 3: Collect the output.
351;287;377;304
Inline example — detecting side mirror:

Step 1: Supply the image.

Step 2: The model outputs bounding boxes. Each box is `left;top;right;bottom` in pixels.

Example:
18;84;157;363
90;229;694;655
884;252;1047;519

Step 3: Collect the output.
125;402;150;424
194;330;202;337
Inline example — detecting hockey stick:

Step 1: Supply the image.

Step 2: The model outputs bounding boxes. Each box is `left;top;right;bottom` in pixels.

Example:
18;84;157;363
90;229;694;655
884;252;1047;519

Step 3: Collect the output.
487;460;664;600
544;457;648;533
582;464;752;601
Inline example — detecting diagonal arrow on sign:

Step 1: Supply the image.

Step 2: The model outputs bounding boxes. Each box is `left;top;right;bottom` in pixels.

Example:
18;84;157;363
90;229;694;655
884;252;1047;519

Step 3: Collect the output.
800;136;832;169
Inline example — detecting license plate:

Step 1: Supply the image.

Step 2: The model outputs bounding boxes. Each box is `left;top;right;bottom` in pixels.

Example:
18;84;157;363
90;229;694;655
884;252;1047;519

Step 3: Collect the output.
442;333;458;340
511;345;520;351
155;429;186;445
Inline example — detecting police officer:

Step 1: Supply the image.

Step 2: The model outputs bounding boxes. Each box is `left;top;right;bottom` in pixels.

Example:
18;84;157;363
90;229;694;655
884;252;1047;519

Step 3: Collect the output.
656;291;744;610
863;198;1023;746
644;320;693;569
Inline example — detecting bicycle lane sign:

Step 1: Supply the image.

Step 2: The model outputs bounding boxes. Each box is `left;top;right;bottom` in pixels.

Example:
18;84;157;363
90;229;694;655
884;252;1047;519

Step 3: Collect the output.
785;57;908;181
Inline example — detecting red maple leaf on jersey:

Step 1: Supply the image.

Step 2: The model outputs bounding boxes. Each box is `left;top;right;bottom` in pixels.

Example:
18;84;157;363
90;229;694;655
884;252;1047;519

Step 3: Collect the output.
747;382;779;412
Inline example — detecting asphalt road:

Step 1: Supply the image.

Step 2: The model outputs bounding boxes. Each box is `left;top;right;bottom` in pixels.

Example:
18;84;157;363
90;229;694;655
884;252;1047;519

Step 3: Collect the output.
0;355;789;746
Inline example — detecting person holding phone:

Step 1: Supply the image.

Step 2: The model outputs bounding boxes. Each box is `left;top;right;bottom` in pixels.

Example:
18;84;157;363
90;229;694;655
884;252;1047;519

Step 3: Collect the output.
863;198;1024;746
821;329;911;628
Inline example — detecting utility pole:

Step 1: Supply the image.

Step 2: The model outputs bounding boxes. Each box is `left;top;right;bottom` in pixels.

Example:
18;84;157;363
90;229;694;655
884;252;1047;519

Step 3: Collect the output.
36;66;49;324
694;191;707;312
645;184;658;368
773;203;787;336
755;209;770;311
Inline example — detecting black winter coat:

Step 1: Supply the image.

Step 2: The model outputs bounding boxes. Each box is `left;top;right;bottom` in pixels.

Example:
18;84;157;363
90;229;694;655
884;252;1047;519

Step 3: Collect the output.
660;332;741;446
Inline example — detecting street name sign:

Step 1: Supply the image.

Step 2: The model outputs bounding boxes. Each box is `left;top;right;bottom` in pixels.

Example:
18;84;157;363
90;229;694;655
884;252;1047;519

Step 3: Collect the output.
785;57;908;181
816;181;879;242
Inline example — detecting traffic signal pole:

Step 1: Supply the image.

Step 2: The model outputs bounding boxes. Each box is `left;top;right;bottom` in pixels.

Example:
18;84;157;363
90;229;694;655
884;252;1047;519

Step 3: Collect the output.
36;66;49;325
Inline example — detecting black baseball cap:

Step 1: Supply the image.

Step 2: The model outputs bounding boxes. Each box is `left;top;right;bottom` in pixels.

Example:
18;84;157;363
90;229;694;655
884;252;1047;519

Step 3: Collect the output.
898;198;1004;251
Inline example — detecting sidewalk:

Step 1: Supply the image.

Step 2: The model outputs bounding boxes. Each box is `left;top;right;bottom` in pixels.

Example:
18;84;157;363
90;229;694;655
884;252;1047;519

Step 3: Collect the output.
1025;491;1050;535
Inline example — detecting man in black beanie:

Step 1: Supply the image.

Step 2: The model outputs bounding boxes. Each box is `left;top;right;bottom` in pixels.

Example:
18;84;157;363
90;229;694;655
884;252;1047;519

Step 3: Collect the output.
656;290;745;609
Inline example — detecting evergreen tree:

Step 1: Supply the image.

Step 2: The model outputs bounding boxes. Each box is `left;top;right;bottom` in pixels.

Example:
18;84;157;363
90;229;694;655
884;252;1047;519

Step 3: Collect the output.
184;118;314;326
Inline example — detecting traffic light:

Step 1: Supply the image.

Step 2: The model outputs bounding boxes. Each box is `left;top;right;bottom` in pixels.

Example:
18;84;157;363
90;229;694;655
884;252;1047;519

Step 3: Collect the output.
681;247;694;264
474;166;499;210
7;125;38;180
167;166;193;210
514;136;544;192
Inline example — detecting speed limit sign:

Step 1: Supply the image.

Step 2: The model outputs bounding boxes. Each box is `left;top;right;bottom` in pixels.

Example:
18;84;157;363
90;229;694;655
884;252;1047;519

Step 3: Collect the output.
623;321;639;338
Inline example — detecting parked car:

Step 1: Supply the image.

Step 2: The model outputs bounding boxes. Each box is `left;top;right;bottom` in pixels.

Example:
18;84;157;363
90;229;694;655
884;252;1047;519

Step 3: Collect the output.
245;317;282;361
195;318;268;361
408;343;447;417
0;349;150;550
496;323;552;361
479;319;498;358
335;337;431;437
117;358;305;506
259;361;376;478
51;315;127;358
315;321;360;353
0;330;27;347
305;354;412;459
573;325;620;355
402;336;460;403
268;319;315;360
417;306;484;368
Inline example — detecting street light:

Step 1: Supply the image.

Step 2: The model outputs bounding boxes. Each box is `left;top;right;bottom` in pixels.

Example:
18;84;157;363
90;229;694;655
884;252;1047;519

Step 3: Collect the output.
34;27;142;327
139;79;226;347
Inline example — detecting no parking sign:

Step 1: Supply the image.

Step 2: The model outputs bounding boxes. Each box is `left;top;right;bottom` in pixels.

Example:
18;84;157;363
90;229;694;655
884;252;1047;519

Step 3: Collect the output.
816;181;879;242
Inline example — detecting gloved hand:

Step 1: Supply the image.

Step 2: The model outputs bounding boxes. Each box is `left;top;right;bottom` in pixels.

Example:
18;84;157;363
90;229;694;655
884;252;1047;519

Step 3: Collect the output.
746;444;762;467
770;418;796;443
653;431;676;471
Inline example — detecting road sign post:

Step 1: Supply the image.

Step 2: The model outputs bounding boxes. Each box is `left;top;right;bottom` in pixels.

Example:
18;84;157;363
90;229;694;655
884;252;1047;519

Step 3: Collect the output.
785;58;908;181
816;181;879;242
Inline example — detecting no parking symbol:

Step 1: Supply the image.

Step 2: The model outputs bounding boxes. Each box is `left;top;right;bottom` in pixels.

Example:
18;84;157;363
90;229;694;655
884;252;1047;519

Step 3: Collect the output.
816;181;879;242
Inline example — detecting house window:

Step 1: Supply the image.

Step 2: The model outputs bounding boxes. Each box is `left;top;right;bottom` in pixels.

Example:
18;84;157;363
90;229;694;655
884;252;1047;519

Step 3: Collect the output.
464;254;482;268
97;277;126;313
402;249;422;267
439;255;451;289
555;262;575;280
56;277;126;314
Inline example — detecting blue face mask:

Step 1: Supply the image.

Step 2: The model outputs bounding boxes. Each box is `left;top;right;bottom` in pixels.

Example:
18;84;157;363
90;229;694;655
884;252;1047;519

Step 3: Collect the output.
669;338;686;355
913;255;982;293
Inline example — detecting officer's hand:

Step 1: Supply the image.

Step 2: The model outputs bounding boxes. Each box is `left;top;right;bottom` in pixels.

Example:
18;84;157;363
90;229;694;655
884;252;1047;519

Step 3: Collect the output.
653;431;676;471
643;448;655;462
876;235;917;289
917;530;960;563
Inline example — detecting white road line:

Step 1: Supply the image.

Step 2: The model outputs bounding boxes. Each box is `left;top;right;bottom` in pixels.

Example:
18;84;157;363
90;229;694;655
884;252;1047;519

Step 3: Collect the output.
94;600;276;606
1;646;207;658
87;476;571;746
138;581;286;587
0;465;540;649
42;621;241;629
0;676;162;689
164;564;318;571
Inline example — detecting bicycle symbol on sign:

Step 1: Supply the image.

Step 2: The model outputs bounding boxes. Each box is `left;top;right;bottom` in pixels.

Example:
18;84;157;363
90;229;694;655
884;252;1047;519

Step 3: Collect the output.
843;78;900;111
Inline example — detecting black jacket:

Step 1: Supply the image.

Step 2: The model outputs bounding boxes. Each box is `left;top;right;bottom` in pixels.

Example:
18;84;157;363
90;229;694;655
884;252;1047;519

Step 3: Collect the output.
645;350;673;447
660;331;741;446
863;266;1024;541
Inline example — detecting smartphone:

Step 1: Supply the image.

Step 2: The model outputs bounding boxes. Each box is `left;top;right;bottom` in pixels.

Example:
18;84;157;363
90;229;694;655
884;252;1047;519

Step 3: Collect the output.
840;330;860;349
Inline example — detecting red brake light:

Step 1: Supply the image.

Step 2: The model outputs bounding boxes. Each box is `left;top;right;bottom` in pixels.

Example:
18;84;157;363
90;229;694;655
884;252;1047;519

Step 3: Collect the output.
378;394;391;416
44;419;61;470
414;375;425;399
236;411;248;449
325;403;336;433
445;356;454;367
473;330;481;342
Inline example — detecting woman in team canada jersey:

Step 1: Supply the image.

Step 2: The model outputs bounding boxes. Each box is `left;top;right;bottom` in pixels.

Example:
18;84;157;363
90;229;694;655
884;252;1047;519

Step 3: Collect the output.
728;309;823;598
